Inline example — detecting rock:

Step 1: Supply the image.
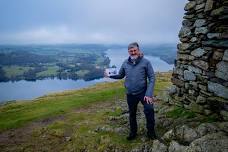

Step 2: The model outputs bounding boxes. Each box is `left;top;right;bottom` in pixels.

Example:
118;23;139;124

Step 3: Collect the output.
215;61;228;81
184;14;195;19
173;67;184;75
212;51;223;60
185;132;228;152
199;84;207;91
196;0;206;5
202;40;228;48
184;1;196;11
168;140;188;152
216;122;228;133
195;123;218;137
190;37;198;42
150;140;168;152
193;60;209;70
162;129;175;141
179;27;192;38
182;20;193;27
177;54;195;61
223;49;228;62
220;110;228;121
194;19;207;27
188;65;202;74
175;125;199;143
65;136;71;142
204;0;214;12
189;102;204;113
191;48;206;57
184;70;196;81
177;43;192;51
204;109;212;115
196;95;207;104
169;85;177;95
195;27;208;35
208;81;228;99
195;3;206;11
114;127;127;134
171;78;185;87
211;7;224;16
207;33;222;39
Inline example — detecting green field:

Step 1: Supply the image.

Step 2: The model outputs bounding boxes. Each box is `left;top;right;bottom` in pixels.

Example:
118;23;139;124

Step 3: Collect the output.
0;72;172;151
3;66;31;78
36;66;59;77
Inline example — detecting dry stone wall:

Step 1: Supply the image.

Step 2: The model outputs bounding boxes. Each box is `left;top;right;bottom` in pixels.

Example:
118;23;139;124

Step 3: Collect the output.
170;0;228;119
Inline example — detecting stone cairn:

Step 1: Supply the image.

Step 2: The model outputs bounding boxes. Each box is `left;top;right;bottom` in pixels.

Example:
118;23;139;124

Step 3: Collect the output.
170;0;228;119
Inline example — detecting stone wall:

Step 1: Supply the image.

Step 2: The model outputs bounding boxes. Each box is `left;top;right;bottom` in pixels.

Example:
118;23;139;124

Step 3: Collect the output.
170;0;228;119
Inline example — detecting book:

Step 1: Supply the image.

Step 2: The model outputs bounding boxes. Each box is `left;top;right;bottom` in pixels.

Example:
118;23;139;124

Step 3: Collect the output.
105;68;118;77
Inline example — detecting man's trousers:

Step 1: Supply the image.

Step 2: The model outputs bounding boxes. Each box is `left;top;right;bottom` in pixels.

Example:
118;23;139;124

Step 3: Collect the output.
126;91;155;136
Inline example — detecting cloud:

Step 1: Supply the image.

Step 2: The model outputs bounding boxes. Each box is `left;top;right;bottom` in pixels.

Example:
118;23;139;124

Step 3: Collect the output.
0;0;186;44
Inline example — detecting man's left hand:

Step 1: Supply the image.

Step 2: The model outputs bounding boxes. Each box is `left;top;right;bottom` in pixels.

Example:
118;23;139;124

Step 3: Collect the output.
144;96;156;104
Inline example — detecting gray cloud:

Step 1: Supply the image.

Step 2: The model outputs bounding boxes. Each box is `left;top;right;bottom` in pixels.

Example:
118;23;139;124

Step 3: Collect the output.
0;0;186;44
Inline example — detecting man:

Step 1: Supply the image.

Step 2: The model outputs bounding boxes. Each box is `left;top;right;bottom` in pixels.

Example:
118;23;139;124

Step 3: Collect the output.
105;42;156;140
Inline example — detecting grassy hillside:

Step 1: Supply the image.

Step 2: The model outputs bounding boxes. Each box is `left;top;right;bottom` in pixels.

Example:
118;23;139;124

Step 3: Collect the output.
0;72;172;151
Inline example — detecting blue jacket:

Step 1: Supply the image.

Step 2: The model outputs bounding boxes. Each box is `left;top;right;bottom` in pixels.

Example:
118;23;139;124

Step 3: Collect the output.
110;56;155;97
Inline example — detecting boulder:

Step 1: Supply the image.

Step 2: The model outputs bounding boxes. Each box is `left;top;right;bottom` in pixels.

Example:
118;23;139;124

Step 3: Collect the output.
195;123;219;137
185;132;228;152
175;125;199;143
151;140;168;152
169;140;188;152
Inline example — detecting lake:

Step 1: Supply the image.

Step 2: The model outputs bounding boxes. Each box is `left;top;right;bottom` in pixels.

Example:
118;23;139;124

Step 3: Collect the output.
0;48;174;103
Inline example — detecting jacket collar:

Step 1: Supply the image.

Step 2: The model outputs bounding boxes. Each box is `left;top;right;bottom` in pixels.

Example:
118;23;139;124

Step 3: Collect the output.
128;56;143;66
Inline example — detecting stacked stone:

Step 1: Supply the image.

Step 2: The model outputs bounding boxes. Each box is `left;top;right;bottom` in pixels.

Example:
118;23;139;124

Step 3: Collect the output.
171;0;228;119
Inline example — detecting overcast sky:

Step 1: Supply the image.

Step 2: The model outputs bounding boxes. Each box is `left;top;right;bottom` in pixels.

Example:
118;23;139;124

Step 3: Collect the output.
0;0;187;44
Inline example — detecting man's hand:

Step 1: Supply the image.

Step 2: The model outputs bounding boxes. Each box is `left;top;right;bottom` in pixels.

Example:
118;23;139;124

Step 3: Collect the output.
144;96;156;104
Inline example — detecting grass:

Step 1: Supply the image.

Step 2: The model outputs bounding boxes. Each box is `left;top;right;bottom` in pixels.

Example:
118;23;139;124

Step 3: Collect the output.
3;65;31;78
0;81;125;132
76;69;89;77
166;106;196;119
36;66;59;77
0;72;172;133
0;72;172;151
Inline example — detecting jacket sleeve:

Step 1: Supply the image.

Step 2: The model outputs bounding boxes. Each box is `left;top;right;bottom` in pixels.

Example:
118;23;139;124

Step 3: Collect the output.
109;63;125;79
145;61;155;97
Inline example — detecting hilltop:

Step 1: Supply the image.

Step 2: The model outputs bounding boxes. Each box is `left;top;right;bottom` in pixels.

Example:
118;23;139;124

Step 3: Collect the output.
0;72;227;152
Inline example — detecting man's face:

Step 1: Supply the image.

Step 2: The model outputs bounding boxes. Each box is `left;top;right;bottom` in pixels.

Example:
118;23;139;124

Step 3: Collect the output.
128;47;140;59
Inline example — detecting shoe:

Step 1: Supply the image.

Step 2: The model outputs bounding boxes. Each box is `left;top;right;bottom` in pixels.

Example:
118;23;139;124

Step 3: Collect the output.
126;133;137;140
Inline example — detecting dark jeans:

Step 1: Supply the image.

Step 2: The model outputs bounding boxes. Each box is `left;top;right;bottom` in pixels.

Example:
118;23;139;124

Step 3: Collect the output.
127;91;155;136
